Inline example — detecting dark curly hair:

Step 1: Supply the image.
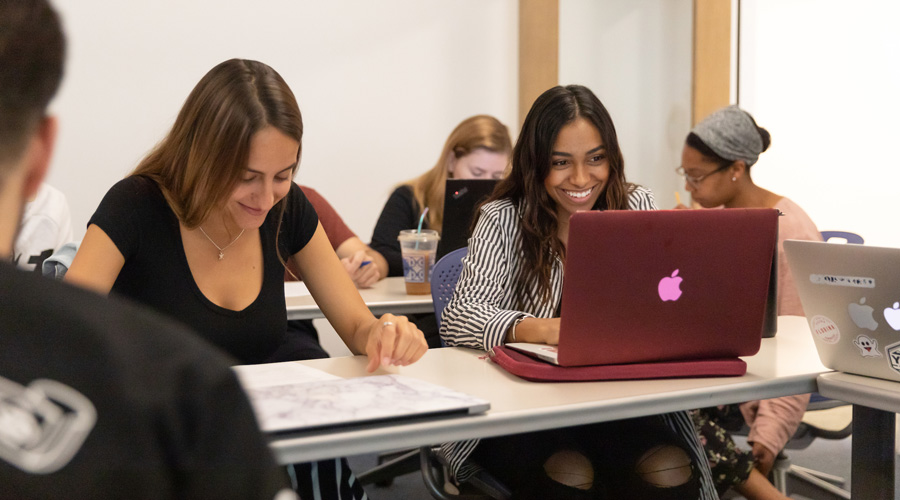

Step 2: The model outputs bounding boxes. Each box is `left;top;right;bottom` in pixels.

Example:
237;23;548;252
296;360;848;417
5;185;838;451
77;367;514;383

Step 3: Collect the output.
483;84;636;310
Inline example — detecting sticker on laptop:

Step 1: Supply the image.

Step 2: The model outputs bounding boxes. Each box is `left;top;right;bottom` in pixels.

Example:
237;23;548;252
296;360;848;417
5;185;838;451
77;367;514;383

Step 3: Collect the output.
848;298;878;331
885;341;900;374
810;274;875;288
853;335;883;358
884;302;900;331
810;315;841;344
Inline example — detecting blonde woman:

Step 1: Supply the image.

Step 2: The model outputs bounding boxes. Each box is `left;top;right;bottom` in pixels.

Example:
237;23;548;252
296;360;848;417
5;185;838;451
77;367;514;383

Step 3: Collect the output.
370;114;512;277
369;115;511;348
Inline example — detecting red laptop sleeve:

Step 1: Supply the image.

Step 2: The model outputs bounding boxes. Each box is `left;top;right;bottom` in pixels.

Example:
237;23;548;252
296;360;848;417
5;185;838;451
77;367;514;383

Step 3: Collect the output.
488;345;747;382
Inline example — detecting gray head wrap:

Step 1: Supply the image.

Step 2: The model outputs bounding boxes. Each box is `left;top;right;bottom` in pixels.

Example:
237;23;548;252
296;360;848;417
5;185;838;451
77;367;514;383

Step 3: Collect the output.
691;105;764;167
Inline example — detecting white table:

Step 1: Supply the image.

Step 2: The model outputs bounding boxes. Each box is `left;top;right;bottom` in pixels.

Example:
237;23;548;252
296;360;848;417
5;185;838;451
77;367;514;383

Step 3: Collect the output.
268;315;829;465
816;371;897;500
285;276;434;320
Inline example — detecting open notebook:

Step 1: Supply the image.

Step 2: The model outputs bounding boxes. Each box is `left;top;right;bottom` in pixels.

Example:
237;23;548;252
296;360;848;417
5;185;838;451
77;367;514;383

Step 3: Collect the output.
233;362;489;433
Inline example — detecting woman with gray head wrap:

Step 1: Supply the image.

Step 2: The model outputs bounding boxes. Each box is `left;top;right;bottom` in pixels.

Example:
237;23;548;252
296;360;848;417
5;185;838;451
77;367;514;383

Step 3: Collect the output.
678;105;822;500
692;105;767;167
676;104;773;209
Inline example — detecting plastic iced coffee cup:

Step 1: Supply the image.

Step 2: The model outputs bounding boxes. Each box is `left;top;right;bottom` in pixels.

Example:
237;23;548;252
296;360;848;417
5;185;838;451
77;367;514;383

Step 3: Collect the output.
397;229;440;295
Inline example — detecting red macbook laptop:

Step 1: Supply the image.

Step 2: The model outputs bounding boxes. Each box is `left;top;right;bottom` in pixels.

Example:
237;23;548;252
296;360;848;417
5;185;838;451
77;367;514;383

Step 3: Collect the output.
508;208;779;368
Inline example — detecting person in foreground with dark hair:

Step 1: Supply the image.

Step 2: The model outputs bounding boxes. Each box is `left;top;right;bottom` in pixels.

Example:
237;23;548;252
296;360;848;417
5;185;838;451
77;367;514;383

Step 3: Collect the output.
677;105;820;500
0;1;296;498
439;84;718;499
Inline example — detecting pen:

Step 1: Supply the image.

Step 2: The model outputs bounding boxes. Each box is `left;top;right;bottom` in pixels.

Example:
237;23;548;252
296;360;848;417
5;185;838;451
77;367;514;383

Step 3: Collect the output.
674;192;682;206
360;260;371;268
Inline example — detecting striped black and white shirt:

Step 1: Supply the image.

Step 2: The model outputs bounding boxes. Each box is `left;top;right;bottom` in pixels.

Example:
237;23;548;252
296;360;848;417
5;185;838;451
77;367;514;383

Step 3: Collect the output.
439;186;718;499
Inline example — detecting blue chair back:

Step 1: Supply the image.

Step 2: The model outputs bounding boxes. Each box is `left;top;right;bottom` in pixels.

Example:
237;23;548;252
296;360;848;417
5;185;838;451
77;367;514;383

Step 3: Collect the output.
821;231;864;245
430;247;468;331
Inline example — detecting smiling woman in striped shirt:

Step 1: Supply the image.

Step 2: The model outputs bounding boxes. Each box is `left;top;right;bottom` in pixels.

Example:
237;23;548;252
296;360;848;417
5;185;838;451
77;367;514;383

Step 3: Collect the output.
439;85;717;500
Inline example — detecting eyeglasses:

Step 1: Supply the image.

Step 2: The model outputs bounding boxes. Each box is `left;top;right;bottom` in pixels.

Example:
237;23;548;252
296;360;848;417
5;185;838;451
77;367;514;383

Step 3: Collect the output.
675;164;730;188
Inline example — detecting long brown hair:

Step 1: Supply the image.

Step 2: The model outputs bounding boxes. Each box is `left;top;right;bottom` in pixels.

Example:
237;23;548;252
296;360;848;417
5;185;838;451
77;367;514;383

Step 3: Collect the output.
485;85;634;310
132;59;303;229
407;115;511;233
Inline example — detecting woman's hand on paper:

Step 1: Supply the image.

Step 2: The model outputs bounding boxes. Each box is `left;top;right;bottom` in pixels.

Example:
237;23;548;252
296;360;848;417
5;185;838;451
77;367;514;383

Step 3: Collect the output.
364;313;428;372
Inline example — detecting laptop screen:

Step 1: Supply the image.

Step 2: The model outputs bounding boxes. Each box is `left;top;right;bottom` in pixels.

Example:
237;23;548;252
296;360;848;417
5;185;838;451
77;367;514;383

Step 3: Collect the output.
436;179;498;259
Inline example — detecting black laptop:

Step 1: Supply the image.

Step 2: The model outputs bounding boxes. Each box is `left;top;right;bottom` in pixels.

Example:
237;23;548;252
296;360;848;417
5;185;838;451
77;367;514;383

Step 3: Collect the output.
436;179;498;259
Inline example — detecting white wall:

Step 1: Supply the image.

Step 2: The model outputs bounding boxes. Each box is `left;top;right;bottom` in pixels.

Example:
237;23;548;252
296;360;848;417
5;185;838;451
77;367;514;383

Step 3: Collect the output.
48;0;518;242
48;0;695;238
739;0;900;247
44;1;703;356
47;0;696;357
559;0;693;209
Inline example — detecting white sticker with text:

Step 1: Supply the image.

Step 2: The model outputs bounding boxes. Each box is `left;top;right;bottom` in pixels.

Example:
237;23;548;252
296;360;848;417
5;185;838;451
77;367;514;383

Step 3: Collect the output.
810;315;841;344
810;274;875;288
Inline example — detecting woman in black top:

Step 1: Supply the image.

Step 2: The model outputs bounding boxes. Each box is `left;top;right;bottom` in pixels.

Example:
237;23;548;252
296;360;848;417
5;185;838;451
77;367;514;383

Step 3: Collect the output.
370;115;511;347
69;58;426;368
370;114;512;276
67;59;427;500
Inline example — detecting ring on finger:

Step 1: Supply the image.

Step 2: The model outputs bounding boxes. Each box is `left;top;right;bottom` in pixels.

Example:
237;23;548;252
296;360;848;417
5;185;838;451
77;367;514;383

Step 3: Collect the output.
383;321;394;327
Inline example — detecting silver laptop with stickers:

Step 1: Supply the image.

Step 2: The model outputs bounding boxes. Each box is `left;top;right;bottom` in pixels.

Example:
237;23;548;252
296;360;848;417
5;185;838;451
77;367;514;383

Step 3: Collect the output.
784;240;900;382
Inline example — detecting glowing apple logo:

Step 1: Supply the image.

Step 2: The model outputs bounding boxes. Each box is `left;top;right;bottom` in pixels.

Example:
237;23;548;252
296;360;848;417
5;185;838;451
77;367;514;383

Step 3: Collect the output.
848;297;878;331
658;269;683;302
885;302;900;331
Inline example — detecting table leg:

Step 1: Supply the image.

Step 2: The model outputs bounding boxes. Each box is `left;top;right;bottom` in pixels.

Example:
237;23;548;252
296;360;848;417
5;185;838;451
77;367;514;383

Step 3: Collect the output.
851;404;895;499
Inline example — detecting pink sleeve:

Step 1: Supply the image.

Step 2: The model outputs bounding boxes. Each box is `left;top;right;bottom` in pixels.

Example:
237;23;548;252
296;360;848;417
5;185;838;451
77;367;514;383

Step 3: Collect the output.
740;393;811;454
736;199;817;455
775;198;822;316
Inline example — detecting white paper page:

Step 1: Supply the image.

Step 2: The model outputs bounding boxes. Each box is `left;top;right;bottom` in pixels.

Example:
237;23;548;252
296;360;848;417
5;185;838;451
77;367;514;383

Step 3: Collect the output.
243;374;490;433
232;361;340;389
284;281;311;297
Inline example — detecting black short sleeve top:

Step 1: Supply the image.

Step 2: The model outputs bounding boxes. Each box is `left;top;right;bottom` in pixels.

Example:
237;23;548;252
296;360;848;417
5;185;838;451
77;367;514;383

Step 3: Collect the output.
88;176;318;364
